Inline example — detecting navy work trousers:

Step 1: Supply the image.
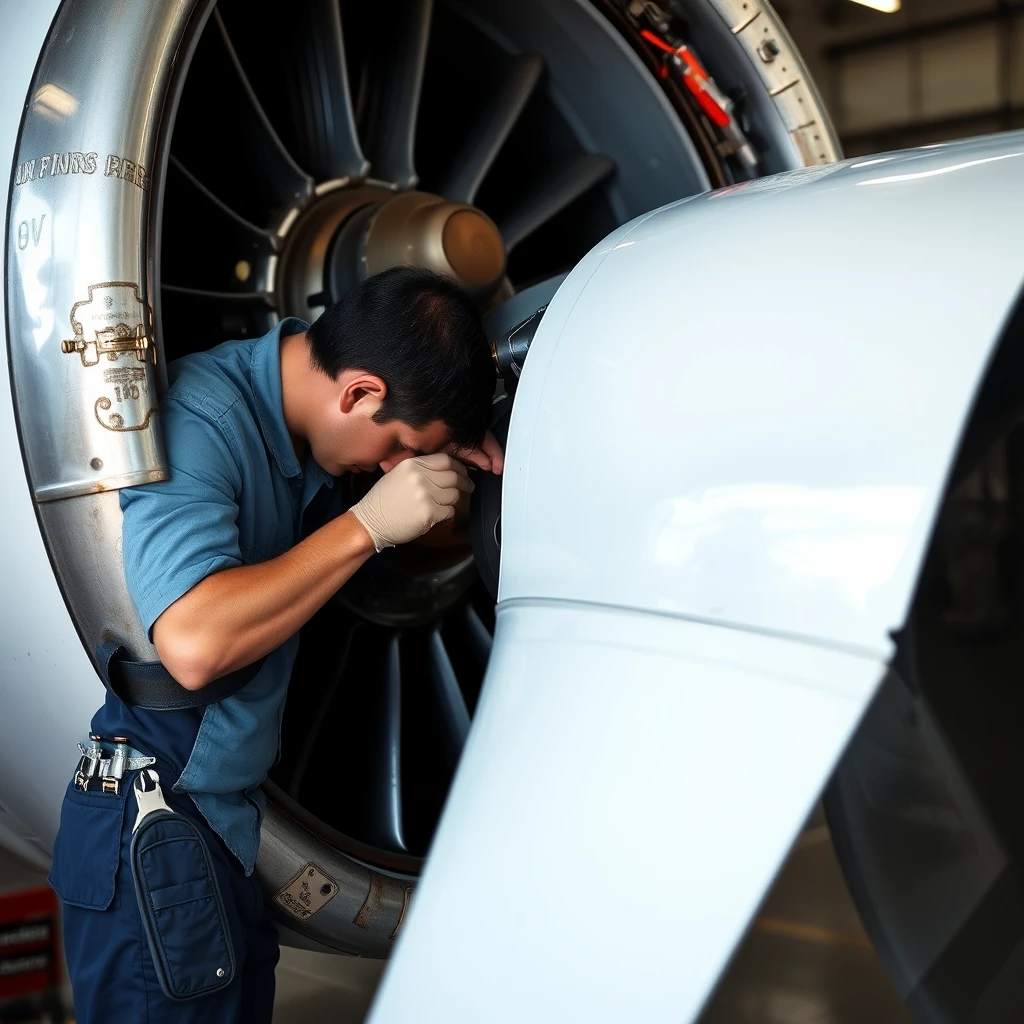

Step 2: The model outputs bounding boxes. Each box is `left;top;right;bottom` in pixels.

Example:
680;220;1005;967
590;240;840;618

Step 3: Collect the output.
50;762;279;1023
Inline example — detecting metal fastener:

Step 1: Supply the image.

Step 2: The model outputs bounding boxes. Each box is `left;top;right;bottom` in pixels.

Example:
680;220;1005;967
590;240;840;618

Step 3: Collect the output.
216;968;226;978
758;39;780;62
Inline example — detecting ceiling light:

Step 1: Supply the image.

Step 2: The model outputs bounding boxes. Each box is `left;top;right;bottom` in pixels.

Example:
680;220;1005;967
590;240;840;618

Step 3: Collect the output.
848;0;901;11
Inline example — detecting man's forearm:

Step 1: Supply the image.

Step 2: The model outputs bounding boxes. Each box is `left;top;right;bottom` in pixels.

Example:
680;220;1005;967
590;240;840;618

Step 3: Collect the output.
153;511;375;689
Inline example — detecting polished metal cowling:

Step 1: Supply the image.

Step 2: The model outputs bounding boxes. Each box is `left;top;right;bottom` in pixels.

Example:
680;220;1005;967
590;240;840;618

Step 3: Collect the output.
7;0;212;501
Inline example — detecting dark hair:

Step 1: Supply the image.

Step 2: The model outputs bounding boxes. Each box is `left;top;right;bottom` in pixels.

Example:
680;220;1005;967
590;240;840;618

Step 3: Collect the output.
306;267;494;448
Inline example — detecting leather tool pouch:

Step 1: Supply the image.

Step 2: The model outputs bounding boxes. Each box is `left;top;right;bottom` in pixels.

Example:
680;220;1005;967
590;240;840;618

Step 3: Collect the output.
130;808;236;1000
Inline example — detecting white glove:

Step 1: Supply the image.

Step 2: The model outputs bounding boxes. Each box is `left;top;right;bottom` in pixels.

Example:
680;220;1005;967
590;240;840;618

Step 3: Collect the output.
350;454;474;551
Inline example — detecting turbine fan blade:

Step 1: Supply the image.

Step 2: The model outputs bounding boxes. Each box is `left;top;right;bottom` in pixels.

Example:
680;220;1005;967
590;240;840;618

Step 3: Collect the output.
163;158;275;292
287;624;358;800
158;286;277;356
499;153;616;252
160;285;276;303
168;157;275;242
282;0;368;180
359;0;433;188
369;634;406;852
440;52;544;203
464;604;493;667
172;11;313;224
428;629;471;759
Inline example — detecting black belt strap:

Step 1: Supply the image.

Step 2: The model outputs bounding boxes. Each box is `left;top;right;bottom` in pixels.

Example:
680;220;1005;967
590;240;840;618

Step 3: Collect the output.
98;639;266;711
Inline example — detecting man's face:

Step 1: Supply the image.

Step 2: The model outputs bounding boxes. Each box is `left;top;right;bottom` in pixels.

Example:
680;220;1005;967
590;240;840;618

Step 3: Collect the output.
311;406;450;477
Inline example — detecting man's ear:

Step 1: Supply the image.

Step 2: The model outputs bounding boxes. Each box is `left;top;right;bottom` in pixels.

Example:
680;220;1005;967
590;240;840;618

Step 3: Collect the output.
338;371;387;415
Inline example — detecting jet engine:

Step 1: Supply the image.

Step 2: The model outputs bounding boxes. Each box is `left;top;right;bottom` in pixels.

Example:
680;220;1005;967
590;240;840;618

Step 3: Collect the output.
0;0;837;958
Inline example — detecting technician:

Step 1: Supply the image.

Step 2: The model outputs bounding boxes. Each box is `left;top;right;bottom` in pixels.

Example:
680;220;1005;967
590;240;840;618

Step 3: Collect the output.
48;266;502;1023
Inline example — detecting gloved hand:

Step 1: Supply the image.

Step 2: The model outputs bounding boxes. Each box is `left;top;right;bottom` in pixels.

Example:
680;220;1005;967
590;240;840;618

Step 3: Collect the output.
350;454;474;551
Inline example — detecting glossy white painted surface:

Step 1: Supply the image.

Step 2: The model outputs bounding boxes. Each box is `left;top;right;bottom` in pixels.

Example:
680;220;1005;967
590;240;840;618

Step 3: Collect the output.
370;600;886;1023
499;132;1024;658
0;0;98;855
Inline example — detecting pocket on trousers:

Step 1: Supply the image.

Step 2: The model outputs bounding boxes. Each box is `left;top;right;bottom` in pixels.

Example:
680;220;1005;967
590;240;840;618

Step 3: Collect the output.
48;780;128;910
131;812;235;1000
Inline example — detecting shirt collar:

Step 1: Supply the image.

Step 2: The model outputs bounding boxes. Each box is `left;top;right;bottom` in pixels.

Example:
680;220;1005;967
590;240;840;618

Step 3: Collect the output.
303;454;335;496
249;317;309;480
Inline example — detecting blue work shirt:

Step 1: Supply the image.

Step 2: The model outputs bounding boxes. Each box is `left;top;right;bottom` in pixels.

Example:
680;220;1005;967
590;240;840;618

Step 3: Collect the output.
119;317;336;874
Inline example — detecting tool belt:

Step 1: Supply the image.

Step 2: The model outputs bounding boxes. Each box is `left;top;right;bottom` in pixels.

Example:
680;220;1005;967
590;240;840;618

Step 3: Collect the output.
74;735;155;795
98;638;266;711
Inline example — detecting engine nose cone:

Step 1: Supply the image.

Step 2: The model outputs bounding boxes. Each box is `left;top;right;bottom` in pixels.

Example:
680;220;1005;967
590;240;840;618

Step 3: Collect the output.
363;191;506;299
441;209;506;291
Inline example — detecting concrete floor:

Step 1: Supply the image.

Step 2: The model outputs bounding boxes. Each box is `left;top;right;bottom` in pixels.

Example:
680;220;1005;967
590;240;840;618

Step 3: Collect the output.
701;813;911;1024
0;811;913;1023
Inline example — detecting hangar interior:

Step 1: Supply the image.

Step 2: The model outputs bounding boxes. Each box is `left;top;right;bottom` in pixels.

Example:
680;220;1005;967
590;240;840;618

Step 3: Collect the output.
1;0;1022;1022
783;0;1024;154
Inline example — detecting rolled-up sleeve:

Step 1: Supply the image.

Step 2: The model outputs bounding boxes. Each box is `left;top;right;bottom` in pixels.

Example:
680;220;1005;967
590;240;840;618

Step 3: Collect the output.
120;397;244;637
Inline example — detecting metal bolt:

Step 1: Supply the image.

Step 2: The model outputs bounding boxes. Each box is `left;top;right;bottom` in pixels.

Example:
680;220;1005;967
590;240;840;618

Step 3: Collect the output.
320;883;333;896
758;38;781;62
90;457;103;471
216;968;226;978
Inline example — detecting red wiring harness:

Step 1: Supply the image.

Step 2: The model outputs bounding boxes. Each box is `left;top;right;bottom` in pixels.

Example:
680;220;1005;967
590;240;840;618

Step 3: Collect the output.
640;28;731;128
638;24;758;173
